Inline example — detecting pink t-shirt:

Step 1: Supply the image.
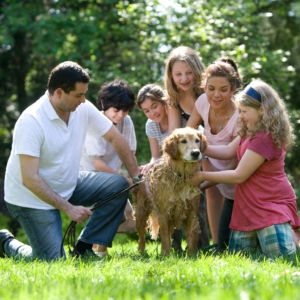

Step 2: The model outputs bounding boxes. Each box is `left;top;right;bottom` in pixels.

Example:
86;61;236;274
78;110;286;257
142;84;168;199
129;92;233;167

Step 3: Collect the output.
230;131;300;231
195;94;239;199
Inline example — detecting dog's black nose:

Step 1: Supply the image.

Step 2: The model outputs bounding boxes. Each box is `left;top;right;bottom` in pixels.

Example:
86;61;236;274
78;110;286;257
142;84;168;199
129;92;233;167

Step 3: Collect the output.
191;150;200;158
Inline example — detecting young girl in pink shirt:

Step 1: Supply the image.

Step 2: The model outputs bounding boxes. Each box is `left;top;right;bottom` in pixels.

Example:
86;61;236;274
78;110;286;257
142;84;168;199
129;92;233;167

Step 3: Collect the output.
191;80;300;256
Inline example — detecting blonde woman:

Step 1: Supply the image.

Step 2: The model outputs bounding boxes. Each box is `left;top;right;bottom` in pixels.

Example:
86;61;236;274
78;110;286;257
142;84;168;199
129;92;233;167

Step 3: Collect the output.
164;46;205;133
164;46;209;251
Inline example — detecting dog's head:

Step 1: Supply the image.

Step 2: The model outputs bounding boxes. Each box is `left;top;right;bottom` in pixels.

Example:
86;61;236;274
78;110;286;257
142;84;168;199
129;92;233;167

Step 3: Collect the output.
162;127;207;161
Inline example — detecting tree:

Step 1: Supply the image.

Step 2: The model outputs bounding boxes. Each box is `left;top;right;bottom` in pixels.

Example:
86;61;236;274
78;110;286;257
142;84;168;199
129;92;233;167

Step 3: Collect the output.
1;0;300;187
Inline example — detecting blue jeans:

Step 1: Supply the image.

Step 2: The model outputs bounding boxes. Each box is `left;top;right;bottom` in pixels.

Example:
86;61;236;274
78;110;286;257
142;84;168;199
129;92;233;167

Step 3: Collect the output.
5;171;128;260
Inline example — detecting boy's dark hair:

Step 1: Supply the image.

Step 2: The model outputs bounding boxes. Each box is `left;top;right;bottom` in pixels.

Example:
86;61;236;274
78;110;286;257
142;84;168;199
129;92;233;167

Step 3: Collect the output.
97;79;135;112
47;61;90;95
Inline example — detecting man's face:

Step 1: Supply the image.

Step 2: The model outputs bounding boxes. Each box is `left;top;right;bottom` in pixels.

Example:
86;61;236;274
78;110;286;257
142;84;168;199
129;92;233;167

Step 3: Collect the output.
59;82;88;112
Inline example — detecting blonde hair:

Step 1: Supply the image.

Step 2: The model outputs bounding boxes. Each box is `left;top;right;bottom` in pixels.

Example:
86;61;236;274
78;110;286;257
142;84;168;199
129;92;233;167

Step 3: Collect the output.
136;84;165;109
237;80;294;148
164;46;205;107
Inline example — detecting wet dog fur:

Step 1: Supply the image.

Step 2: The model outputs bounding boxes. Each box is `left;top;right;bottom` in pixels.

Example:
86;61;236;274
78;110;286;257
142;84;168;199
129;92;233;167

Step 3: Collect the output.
132;127;207;255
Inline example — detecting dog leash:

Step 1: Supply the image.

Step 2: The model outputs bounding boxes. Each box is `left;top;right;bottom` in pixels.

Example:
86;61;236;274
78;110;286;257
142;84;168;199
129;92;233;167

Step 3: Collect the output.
60;174;145;257
61;165;169;257
60;168;167;258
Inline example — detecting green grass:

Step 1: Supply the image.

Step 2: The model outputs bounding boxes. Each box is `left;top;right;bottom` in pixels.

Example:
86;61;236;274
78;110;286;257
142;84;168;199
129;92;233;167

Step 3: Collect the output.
1;235;300;300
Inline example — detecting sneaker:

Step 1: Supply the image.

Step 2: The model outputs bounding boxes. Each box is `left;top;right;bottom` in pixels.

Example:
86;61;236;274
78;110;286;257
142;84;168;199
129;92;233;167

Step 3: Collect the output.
94;251;108;258
0;229;14;258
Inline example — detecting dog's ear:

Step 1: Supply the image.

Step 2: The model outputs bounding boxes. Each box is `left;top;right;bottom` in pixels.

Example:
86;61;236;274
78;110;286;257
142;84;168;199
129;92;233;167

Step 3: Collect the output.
162;134;178;159
198;131;208;152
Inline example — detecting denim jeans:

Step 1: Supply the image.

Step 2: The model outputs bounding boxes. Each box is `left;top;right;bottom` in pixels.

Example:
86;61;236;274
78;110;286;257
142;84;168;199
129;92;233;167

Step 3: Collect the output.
5;171;128;260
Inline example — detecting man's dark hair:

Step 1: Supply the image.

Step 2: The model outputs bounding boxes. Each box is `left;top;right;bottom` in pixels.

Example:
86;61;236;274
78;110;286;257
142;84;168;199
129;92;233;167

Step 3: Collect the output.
47;61;90;95
97;79;135;112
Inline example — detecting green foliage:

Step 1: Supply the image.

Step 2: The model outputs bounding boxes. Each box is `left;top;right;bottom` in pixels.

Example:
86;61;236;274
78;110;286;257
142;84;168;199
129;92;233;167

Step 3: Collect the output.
1;0;300;187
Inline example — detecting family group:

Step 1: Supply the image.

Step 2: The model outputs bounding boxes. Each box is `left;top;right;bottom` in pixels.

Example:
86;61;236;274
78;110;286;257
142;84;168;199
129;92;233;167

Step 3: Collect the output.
0;45;299;261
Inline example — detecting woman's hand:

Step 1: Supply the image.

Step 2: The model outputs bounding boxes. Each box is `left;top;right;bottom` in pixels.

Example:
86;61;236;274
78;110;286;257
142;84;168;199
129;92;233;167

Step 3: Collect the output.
139;162;155;175
189;171;203;187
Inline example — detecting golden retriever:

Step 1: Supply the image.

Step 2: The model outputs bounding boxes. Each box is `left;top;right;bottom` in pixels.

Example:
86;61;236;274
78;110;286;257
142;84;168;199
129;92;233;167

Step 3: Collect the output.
133;127;207;255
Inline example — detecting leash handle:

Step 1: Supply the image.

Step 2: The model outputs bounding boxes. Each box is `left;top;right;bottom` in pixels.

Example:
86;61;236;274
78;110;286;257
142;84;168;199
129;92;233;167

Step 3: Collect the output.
60;220;77;257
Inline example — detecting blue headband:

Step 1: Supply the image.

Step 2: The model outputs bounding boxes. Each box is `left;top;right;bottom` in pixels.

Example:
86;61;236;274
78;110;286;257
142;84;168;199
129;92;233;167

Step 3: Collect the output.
244;86;261;103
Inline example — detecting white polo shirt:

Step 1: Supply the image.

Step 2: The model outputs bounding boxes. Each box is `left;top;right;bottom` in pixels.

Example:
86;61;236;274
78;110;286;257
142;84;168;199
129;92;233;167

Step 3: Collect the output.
4;91;112;209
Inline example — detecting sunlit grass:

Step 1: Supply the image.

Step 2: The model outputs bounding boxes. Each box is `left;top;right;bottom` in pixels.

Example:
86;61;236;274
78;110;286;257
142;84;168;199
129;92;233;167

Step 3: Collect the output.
1;235;300;300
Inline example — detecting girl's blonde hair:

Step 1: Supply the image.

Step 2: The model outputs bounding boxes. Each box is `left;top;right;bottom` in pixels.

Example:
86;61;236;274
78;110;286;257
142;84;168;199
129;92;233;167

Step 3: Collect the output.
136;84;165;109
164;46;205;107
237;80;294;148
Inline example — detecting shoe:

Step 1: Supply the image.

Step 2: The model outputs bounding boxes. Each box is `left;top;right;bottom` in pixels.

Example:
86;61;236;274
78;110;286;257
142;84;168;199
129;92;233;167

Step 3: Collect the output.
0;229;14;258
94;251;108;258
69;247;99;259
171;229;183;253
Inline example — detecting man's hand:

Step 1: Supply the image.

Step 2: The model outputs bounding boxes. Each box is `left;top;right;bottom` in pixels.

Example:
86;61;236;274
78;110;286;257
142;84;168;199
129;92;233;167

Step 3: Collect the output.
126;177;133;186
66;205;93;223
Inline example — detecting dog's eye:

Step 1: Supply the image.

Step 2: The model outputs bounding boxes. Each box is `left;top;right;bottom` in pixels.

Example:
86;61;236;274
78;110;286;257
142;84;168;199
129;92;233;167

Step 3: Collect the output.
180;139;187;144
195;139;200;143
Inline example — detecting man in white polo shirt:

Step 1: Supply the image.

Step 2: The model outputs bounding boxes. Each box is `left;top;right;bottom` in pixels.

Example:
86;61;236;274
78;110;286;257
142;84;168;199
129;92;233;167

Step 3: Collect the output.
0;61;144;260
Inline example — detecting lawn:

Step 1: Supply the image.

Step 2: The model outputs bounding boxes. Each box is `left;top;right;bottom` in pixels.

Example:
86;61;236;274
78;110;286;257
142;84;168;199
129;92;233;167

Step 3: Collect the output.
1;234;300;300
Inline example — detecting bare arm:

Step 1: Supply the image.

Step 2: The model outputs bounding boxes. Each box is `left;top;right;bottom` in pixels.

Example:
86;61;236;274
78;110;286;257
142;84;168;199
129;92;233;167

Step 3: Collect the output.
102;125;140;179
149;137;161;162
186;105;203;129
200;157;239;190
140;137;161;174
204;136;241;160
19;155;92;223
167;106;182;134
191;150;265;186
93;151;136;185
93;158;118;174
